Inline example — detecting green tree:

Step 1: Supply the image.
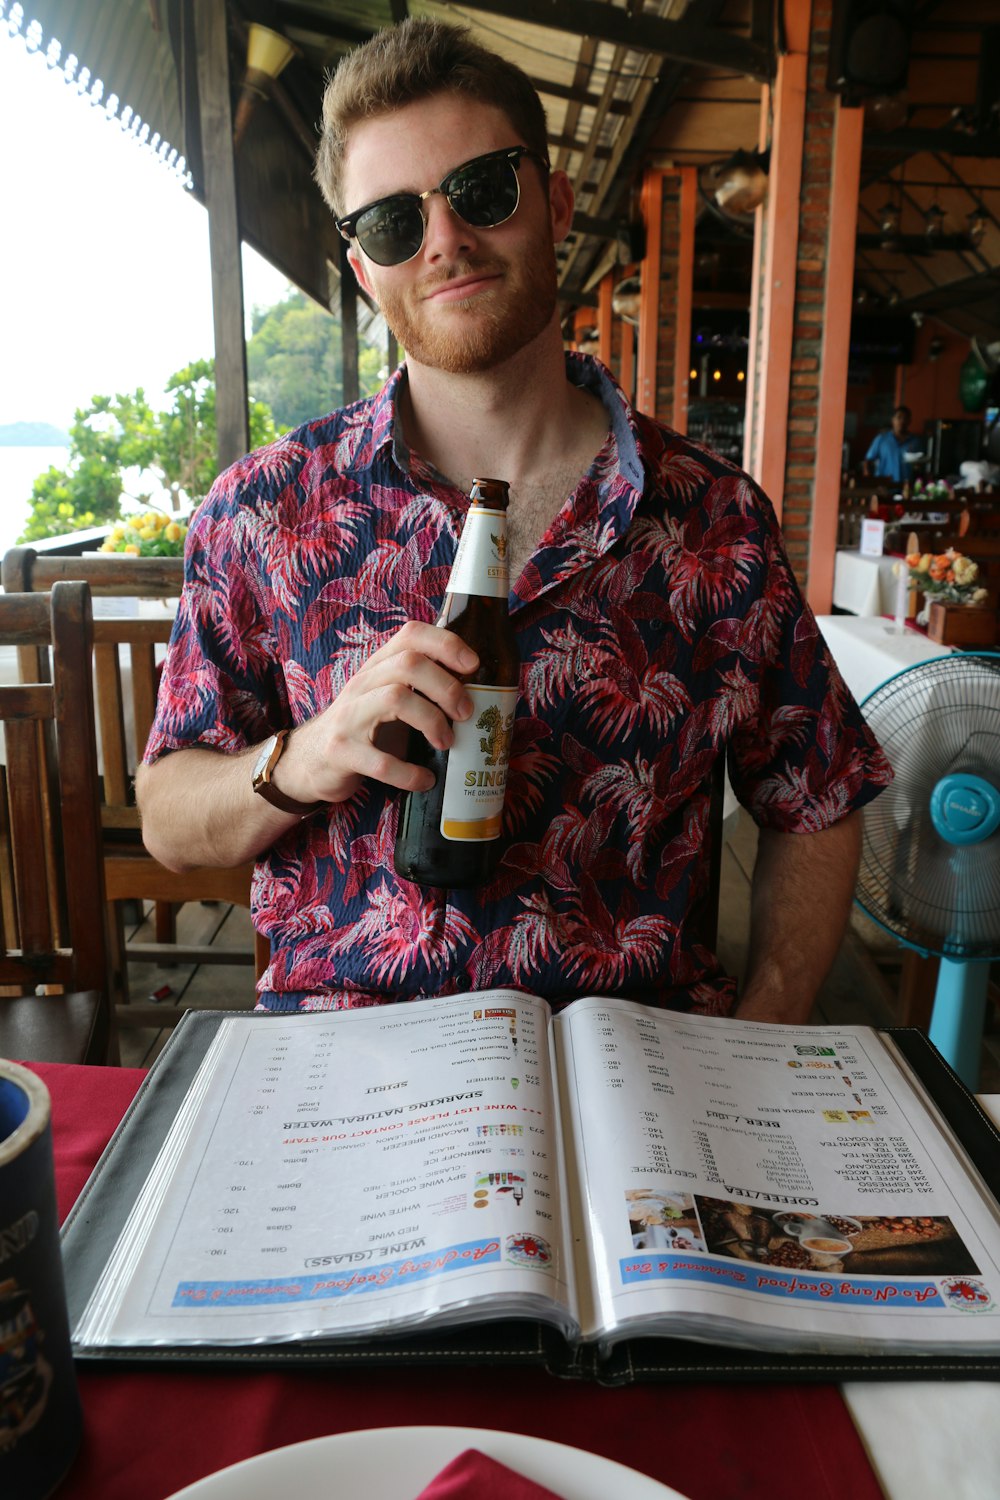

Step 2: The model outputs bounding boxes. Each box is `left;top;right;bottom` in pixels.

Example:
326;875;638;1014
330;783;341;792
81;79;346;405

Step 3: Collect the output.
19;363;277;543
247;290;385;431
145;360;276;508
20;390;157;543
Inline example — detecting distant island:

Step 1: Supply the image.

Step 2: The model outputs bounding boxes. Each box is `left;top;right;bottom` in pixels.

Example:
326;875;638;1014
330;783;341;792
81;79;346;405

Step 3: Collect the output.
0;421;70;447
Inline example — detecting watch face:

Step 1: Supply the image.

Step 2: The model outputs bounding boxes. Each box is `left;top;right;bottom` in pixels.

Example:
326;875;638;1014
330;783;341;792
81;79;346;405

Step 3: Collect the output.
253;734;278;782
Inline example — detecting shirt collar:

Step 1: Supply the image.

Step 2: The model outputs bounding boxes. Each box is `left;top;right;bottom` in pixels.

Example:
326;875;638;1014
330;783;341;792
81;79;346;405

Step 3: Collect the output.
376;352;645;504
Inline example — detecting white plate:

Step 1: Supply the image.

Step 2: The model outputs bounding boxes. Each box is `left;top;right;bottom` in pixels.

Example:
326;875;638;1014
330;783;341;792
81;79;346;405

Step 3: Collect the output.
165;1424;689;1500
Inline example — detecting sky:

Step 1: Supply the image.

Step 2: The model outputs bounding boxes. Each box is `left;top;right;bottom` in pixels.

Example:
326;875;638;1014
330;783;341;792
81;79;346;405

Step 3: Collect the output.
0;21;294;433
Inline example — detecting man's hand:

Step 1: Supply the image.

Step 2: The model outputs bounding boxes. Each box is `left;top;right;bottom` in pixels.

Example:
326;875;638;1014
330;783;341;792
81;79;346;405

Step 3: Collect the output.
137;621;478;872
735;813;862;1025
268;621;478;808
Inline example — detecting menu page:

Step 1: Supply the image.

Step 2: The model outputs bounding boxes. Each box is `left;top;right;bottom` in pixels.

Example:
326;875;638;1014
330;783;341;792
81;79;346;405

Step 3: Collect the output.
75;992;577;1349
555;998;1000;1354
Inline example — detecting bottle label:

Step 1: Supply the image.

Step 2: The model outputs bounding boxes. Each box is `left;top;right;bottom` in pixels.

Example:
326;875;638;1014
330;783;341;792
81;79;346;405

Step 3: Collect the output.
440;684;518;841
448;507;509;598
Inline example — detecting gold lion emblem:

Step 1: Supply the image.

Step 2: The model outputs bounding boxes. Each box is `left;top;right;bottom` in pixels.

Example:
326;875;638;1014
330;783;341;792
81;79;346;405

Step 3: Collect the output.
491;532;508;560
477;704;513;766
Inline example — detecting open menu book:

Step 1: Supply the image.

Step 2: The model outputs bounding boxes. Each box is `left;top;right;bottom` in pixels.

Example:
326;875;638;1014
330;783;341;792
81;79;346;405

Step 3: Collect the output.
66;992;1000;1377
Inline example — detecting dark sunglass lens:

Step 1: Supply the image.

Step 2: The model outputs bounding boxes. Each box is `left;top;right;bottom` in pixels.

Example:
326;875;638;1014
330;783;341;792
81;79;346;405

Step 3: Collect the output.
356;197;424;266
449;157;519;227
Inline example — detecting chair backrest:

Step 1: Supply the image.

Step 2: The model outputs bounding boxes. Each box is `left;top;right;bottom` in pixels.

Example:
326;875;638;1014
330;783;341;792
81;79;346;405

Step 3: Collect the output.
2;547;183;597
0;584;110;998
1;548;264;990
2;547;182;831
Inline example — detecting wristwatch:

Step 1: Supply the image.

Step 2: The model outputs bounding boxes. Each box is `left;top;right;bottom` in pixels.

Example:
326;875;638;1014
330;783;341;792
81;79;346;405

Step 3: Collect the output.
251;730;324;816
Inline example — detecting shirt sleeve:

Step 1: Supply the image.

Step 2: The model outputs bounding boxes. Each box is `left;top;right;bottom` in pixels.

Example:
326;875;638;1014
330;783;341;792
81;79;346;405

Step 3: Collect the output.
725;494;894;834
143;480;286;764
865;433;882;463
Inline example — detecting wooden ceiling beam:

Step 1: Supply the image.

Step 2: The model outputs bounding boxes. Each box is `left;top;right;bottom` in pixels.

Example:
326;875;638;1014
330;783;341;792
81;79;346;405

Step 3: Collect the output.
549;132;611;161
551;35;597;177
275;2;374;47
464;0;772;81
865;129;1000;158
530;78;631;116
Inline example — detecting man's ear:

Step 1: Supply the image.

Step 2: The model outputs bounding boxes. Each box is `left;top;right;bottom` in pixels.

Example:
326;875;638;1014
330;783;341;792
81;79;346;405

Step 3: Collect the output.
347;243;375;299
549;169;575;245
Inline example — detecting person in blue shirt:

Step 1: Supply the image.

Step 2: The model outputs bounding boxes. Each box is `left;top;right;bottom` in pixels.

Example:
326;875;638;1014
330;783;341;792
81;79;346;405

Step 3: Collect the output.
864;405;923;482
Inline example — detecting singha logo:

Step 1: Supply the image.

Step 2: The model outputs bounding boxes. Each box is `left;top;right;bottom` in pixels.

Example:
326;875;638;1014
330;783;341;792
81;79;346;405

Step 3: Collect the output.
490;532;508;560
477;705;513;766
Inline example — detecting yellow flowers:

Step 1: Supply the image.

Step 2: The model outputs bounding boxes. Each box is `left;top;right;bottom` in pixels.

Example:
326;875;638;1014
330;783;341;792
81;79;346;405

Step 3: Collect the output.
905;547;989;606
101;509;188;558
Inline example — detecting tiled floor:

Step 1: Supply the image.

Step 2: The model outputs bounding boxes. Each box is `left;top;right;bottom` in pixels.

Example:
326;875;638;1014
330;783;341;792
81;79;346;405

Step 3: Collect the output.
115;810;1000;1090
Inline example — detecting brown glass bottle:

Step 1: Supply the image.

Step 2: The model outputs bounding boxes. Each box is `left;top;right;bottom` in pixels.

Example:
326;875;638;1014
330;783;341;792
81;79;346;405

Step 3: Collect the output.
394;478;520;889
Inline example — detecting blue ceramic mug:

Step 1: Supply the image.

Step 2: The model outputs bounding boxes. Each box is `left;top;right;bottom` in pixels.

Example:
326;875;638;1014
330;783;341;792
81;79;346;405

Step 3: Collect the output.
0;1060;82;1497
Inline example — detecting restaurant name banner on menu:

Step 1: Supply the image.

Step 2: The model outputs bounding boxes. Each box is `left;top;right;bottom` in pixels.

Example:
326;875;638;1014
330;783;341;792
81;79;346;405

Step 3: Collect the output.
71;994;1000;1362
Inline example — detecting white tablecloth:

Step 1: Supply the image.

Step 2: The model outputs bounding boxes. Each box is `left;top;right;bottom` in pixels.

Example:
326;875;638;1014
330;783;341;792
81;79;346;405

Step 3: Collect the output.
842;1095;1000;1500
832;549;904;616
816;613;955;706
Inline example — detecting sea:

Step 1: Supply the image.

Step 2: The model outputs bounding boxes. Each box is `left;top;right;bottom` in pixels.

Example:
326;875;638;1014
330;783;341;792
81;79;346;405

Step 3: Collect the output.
0;445;174;556
0;445;70;553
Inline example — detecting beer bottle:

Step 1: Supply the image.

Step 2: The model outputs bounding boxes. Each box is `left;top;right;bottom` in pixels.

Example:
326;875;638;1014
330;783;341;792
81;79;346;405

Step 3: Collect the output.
394;477;519;889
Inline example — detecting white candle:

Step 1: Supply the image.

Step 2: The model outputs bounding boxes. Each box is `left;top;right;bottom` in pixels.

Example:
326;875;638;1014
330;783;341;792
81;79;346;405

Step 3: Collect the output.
893;563;908;633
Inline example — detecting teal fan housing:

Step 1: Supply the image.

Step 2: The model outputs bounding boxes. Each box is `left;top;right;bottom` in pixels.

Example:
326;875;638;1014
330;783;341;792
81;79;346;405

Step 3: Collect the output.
856;653;1000;1087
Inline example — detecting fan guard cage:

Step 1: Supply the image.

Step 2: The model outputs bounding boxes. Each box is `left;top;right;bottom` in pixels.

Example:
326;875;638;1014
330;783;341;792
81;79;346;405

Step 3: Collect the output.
857;653;1000;961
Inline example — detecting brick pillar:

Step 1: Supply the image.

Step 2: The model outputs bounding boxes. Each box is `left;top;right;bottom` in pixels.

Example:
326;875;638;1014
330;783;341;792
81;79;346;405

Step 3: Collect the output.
655;174;682;425
745;0;861;595
783;4;835;579
637;168;696;430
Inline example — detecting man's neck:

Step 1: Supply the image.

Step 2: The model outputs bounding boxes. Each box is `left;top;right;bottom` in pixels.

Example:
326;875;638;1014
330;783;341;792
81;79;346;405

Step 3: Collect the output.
400;326;603;493
399;327;611;580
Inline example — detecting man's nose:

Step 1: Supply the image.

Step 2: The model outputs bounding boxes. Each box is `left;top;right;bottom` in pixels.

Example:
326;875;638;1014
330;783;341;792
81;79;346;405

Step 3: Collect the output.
421;192;478;261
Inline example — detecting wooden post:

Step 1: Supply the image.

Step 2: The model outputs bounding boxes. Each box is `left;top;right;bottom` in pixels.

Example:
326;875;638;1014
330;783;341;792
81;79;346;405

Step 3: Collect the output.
637;169;664;419
597;273;613;369
195;0;250;469
749;46;808;521
620;302;636;405
671;167;697;436
340;241;360;405
808;102;864;613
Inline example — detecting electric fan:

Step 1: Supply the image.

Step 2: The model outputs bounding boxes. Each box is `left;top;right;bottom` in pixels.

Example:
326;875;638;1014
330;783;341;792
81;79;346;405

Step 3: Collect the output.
856;653;1000;1087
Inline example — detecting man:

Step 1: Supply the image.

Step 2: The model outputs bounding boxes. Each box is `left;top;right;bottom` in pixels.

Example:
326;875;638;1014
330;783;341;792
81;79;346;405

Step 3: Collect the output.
137;18;891;1023
864;405;923;482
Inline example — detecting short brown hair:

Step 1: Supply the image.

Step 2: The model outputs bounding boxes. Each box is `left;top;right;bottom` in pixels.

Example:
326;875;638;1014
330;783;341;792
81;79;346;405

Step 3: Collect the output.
315;17;549;217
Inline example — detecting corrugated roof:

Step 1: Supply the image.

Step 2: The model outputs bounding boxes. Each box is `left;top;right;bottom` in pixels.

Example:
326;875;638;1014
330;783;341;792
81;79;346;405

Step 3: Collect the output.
3;0;190;181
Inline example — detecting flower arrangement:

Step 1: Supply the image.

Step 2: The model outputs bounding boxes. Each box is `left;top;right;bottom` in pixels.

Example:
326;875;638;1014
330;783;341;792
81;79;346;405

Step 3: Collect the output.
903;548;988;605
100;510;188;558
911;477;953;503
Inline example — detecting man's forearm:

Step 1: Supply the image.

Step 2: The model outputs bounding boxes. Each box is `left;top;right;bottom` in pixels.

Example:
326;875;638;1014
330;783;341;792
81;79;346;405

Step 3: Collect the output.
136;747;298;871
736;813;862;1024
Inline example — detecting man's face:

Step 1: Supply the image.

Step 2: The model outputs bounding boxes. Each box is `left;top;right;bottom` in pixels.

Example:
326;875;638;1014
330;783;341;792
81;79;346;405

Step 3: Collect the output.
340;93;573;375
892;409;910;437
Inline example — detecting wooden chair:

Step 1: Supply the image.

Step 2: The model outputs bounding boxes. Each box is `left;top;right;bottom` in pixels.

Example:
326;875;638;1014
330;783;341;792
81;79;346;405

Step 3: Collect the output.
1;548;267;1028
0;584;115;1064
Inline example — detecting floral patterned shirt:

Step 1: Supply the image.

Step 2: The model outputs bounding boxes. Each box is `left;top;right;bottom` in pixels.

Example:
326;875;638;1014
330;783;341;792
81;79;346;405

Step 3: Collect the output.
145;354;892;1014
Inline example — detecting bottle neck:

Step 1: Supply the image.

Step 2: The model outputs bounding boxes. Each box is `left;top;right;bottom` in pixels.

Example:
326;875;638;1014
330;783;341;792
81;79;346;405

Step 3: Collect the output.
446;502;509;600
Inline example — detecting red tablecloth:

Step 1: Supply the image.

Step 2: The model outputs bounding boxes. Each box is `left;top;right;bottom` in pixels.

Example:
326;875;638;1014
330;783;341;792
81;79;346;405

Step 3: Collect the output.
32;1061;886;1500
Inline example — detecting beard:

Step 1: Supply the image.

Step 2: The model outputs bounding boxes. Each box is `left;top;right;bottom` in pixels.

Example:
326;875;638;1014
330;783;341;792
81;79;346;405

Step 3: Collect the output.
374;236;559;375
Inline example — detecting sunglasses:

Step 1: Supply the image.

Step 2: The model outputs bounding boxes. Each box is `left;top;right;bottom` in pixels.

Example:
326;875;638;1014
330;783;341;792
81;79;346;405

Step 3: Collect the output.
336;146;548;268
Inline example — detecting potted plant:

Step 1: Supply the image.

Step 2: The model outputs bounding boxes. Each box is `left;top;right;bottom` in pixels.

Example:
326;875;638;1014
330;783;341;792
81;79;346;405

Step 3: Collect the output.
901;548;996;645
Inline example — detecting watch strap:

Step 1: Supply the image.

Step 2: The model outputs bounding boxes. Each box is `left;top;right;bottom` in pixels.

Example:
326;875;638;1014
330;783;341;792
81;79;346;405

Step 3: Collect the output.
252;729;325;817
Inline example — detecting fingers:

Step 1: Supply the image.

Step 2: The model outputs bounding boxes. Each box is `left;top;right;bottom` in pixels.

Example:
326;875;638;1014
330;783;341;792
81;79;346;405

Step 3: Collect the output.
365;620;478;679
278;622;478;806
358;653;473;745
